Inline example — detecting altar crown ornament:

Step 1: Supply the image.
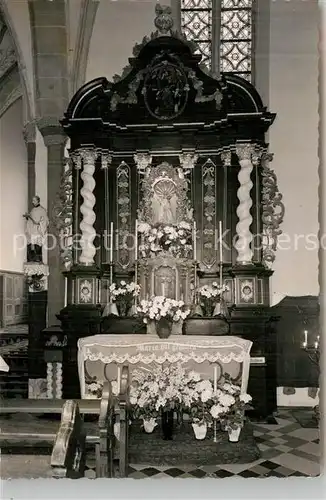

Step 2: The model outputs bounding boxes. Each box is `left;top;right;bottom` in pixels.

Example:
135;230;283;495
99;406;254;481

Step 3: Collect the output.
154;4;174;35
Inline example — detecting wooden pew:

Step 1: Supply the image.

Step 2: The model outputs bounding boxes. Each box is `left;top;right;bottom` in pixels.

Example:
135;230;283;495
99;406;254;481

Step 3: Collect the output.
51;399;87;478
51;381;115;479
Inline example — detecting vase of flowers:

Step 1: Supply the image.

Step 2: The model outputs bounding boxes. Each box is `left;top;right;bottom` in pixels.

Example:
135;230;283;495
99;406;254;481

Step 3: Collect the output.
197;282;229;317
130;366;188;440
138;221;193;259
109;281;140;316
218;377;252;442
137;296;190;339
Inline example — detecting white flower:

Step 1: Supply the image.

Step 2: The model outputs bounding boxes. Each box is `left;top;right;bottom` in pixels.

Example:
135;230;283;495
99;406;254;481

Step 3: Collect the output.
130;395;138;405
223;383;237;394
201;388;213;403
240;393;252;404
210;404;226;419
219;393;236;407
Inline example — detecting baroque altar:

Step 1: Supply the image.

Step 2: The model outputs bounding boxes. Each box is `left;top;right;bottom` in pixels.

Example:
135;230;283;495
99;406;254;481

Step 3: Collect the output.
54;5;284;420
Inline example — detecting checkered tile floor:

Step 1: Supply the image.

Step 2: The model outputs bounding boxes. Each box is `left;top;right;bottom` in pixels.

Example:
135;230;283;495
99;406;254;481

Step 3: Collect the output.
84;409;320;479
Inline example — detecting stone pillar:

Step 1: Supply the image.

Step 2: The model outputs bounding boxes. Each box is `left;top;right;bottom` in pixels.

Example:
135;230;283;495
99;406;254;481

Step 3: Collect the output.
235;144;254;265
38;122;67;325
23;121;36;207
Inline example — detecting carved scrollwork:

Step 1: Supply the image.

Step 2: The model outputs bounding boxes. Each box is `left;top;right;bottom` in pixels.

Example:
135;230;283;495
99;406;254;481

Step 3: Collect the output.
110;72;144;111
116;161;131;269
188;70;223;110
261;152;285;265
202;159;217;270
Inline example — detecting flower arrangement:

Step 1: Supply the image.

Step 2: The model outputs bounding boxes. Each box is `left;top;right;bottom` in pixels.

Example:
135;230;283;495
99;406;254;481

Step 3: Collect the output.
217;376;253;432
197;282;229;316
130;366;186;423
137;296;190;337
109;280;140;316
137;296;191;324
138;221;192;259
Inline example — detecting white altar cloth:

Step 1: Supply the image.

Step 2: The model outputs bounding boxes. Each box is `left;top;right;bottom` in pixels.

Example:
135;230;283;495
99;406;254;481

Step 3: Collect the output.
0;355;9;372
78;335;252;398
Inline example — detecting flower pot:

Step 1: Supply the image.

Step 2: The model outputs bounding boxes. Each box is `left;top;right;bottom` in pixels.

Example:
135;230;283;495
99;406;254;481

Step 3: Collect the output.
117;301;129;317
192;421;207;440
143;418;157;433
228;426;241;442
161;409;174;440
156;318;172;339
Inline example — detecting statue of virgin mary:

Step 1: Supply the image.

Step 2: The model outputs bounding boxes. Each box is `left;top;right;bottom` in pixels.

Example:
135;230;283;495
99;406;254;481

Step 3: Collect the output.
152;177;177;225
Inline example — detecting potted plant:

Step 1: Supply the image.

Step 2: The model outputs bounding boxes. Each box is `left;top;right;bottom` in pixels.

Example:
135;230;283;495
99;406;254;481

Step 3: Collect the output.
197;282;229;317
218;378;252;442
109;281;140;316
137;296;190;338
130;365;186;438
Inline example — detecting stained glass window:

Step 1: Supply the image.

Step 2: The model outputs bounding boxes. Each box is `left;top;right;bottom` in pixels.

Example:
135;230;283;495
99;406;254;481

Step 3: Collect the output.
180;0;213;69
180;0;254;81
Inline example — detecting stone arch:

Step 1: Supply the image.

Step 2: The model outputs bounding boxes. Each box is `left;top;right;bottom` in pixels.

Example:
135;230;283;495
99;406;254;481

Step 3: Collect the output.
0;0;33;123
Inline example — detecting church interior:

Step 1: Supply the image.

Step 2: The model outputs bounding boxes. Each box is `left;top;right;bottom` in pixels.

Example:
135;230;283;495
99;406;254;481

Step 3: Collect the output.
0;0;321;480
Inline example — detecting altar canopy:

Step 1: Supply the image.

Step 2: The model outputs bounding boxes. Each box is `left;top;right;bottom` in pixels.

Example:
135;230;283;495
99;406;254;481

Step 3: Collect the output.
78;335;252;398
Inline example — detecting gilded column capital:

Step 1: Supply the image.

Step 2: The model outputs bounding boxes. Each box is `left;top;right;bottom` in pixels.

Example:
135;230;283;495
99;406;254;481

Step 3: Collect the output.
98;149;112;169
69;150;82;170
134;152;152;173
79;147;99;164
235;143;254;161
220;150;232;166
179;152;198;170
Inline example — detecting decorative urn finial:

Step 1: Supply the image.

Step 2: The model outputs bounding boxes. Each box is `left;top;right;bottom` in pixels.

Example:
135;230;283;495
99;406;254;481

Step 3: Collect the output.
154;4;174;35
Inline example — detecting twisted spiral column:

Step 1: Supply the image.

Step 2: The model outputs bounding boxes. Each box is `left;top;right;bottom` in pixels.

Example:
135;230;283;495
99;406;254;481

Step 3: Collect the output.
79;149;98;265
235;144;254;264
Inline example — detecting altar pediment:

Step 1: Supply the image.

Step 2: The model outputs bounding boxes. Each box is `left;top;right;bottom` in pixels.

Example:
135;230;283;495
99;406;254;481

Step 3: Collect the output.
62;13;274;146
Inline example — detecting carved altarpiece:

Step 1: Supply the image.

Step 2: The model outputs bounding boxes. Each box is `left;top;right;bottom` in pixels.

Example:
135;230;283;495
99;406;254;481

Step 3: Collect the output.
56;5;285;418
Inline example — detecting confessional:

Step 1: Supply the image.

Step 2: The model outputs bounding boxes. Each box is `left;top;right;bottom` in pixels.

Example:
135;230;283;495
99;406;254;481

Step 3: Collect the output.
54;8;284;420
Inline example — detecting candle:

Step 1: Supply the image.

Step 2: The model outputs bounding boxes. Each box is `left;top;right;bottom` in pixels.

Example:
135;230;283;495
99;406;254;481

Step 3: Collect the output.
135;219;138;261
110;221;113;262
219;220;223;263
213;365;217;394
193;221;197;261
117;366;121;394
314;341;318;349
304;329;308;346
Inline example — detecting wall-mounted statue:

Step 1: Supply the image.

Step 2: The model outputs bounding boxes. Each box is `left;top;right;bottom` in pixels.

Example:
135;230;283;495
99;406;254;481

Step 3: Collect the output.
23;196;49;263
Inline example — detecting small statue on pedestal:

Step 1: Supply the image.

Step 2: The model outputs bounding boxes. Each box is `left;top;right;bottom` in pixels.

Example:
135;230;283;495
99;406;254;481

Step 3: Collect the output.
23;196;49;263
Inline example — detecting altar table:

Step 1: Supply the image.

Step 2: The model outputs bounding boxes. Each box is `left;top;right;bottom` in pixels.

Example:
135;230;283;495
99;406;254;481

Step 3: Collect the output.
77;335;252;398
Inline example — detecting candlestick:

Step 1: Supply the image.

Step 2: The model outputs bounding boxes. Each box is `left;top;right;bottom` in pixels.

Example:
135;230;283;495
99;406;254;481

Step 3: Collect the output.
135;219;138;261
110;221;113;263
218;220;223;263
213;365;217;394
302;341;307;349
193;221;197;261
314;341;318;349
117;366;121;394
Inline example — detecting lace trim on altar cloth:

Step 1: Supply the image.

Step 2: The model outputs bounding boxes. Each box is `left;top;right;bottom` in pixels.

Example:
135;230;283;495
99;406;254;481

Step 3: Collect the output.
83;349;250;365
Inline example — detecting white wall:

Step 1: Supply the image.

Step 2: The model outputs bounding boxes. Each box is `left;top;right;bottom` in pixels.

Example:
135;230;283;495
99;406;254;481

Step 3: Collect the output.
0;98;28;272
87;0;170;82
268;0;319;302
